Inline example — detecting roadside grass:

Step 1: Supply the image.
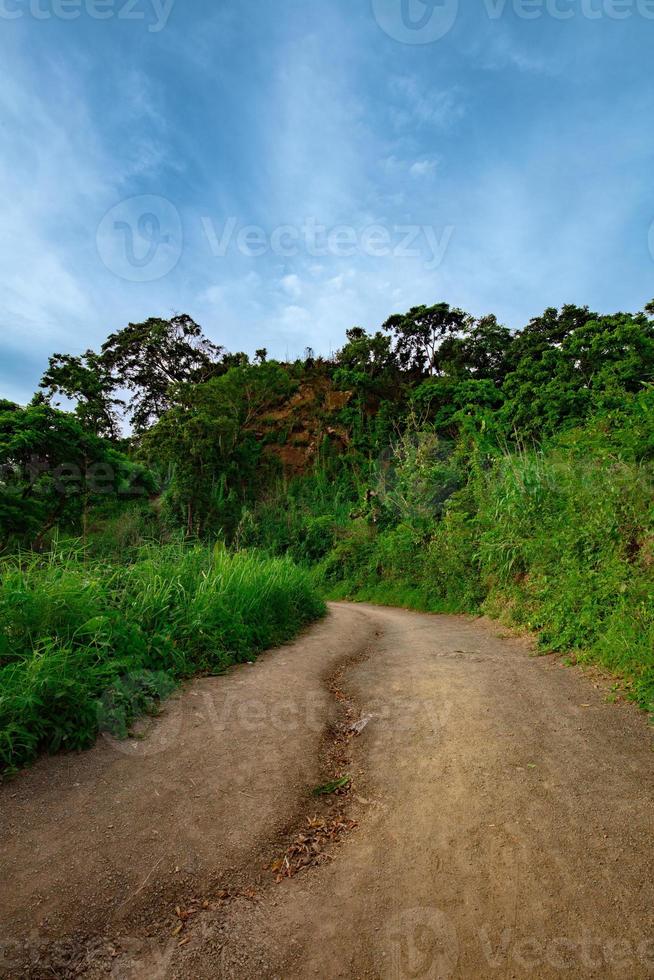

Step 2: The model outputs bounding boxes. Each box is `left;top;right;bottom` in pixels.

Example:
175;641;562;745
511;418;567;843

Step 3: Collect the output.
314;431;654;717
475;447;654;714
0;542;325;774
323;578;469;615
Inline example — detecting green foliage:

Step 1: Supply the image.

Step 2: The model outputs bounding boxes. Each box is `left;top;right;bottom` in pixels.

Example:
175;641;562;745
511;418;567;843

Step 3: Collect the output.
412;378;504;435
318;520;379;592
376;423;461;534
235;464;360;562
500;308;654;437
100;313;222;432
140;363;296;538
40;313;224;436
0;543;325;773
313;388;654;712
40;350;123;438
470;434;654;709
6;293;654;774
335;327;397;389
439;314;514;383
0;399;154;549
383;302;469;375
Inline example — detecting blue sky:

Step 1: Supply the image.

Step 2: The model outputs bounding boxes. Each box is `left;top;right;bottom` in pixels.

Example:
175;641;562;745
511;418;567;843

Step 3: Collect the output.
1;0;653;403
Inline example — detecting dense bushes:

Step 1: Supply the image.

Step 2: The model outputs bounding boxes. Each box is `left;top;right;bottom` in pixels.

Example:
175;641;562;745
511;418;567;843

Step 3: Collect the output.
0;543;324;772
475;444;654;710
0;399;155;550
314;395;654;712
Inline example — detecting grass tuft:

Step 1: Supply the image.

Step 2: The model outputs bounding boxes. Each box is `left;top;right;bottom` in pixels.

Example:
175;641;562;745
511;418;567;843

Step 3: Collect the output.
0;542;325;774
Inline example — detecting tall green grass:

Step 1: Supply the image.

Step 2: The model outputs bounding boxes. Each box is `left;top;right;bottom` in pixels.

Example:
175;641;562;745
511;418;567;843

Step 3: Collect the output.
0;542;325;773
475;447;654;711
314;421;654;713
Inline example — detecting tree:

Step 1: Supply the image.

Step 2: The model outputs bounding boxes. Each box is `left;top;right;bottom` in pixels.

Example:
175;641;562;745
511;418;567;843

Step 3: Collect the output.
382;303;470;375
221;352;250;370
40;350;122;439
140;363;295;536
438;315;514;383
214;362;296;427
412;377;505;436
100;314;222;431
506;304;594;370
140;381;241;536
0;400;152;548
336;328;396;379
566;311;654;393
376;421;462;535
501;308;654;436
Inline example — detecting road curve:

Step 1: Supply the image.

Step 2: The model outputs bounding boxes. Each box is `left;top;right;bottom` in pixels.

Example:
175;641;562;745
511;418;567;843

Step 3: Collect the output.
1;602;653;979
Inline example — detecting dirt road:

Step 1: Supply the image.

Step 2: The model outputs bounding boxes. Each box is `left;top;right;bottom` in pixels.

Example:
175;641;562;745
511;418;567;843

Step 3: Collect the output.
1;602;654;979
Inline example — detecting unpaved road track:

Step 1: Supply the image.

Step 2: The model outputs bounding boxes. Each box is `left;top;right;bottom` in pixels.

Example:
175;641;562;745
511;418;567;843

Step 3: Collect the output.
1;603;654;979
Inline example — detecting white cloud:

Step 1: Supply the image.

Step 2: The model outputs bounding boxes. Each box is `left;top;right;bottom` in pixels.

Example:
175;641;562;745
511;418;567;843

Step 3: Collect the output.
410;159;438;178
389;76;465;130
466;28;560;76
280;273;302;298
1;6;651;406
327;274;346;291
0;45;176;364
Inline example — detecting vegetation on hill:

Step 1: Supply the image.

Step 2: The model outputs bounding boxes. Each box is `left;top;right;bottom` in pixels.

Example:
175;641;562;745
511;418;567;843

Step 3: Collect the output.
2;297;654;770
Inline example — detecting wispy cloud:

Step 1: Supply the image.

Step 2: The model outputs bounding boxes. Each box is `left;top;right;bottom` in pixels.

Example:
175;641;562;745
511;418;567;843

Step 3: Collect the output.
410;159;439;178
1;0;653;404
389;76;466;130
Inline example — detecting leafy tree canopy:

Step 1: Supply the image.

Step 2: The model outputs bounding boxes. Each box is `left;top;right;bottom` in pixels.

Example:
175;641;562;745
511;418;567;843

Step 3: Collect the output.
0;400;152;547
40;350;122;439
382;303;470;376
139;363;295;536
100;314;222;432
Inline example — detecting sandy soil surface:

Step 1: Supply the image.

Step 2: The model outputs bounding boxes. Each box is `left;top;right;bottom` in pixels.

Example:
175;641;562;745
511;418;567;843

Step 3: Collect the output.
1;602;653;979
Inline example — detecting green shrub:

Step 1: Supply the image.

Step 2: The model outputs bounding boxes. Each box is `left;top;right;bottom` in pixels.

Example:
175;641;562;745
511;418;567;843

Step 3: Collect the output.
315;411;654;713
0;543;325;773
473;445;654;710
297;515;338;562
